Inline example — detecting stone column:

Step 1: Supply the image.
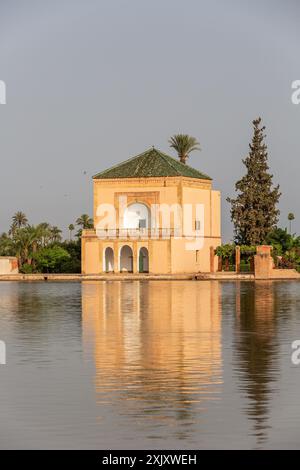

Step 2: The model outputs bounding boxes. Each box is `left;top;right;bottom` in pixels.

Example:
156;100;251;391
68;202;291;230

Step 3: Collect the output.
254;245;273;279
99;243;103;273
148;242;153;274
114;241;119;273
132;242;138;273
218;255;222;272
210;246;215;273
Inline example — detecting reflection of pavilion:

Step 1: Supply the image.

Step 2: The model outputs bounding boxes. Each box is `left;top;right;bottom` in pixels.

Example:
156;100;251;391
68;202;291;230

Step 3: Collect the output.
82;280;223;432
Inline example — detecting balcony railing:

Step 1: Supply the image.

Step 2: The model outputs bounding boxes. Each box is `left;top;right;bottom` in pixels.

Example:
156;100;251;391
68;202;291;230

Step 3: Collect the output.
86;228;204;239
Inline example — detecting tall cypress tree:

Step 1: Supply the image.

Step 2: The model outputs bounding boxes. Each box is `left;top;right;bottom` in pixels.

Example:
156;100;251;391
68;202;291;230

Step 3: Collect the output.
227;118;281;245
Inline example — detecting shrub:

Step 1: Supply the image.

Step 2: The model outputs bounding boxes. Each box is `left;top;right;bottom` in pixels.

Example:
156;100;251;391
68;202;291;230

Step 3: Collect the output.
33;246;70;273
20;263;34;274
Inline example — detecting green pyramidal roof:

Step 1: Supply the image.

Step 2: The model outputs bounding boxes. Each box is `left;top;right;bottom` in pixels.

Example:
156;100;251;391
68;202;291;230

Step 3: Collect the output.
93;147;211;180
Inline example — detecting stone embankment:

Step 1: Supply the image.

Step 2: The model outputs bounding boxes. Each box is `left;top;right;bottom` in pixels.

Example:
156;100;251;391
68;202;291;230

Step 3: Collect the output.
0;270;299;282
0;273;195;282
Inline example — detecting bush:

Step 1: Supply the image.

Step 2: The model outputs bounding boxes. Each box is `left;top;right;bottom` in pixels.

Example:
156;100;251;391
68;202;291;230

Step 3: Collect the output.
60;258;81;273
214;244;235;259
20;263;34;274
59;240;81;273
33;246;70;273
277;257;296;270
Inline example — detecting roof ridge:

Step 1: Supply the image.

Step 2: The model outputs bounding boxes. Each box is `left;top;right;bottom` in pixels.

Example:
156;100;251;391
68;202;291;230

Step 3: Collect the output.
157;149;211;179
93;148;154;178
93;147;212;180
157;149;181;176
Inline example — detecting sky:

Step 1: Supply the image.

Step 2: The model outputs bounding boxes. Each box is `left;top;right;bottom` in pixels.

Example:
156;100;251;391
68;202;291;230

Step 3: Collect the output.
0;0;300;241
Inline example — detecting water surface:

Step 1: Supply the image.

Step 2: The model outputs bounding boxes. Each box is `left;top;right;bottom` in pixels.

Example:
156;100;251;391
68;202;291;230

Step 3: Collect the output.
0;280;299;449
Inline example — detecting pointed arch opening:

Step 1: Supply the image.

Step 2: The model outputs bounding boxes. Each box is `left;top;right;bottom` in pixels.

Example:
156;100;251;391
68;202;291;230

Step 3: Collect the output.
139;247;149;273
104;247;114;273
123;203;151;231
120;245;133;273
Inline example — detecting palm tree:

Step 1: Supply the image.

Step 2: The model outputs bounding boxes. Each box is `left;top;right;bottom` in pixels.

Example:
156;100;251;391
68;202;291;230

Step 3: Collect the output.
36;222;51;247
76;214;93;229
13;226;38;266
12;211;28;229
49;226;62;243
68;224;75;241
8;223;17;237
169;134;201;164
288;213;295;234
0;232;14;256
23;225;42;264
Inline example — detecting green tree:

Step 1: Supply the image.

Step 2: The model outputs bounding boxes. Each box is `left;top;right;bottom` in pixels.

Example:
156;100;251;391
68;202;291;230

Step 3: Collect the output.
13;226;38;266
49;226;62;243
36;222;51;247
8;223;17;237
11;224;52;267
265;228;293;255
288;213;295;234
33;246;70;273
60;240;81;272
12;211;28;229
265;227;300;270
169;134;201;164
227;118;281;245
75;214;93;239
0;215;69;272
76;214;93;229
0;232;15;256
68;223;75;241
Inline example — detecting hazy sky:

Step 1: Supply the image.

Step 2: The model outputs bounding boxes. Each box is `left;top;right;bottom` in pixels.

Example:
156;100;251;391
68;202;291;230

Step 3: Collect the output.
0;0;300;241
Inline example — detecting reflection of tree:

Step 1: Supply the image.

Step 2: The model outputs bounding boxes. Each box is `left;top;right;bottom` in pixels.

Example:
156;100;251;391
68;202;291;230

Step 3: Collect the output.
0;282;82;372
234;281;280;447
11;283;81;349
82;280;223;441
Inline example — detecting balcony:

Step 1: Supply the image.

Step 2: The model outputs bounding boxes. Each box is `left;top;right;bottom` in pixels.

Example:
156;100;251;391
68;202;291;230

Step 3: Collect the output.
82;227;203;240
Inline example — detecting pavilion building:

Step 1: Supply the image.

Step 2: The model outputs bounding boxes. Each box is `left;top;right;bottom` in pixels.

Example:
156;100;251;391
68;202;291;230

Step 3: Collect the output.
81;147;221;274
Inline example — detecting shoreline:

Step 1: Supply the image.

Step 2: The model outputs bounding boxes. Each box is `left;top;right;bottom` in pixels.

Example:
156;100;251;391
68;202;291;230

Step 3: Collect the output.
0;272;299;281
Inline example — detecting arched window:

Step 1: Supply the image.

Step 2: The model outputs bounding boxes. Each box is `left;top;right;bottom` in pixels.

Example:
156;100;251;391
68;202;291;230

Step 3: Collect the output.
104;247;114;272
123;203;150;230
139;247;149;273
120;245;133;272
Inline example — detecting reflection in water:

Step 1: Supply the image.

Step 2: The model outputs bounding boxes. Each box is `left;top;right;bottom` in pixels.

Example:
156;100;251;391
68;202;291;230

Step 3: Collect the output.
2;280;298;448
233;281;280;447
82;281;223;441
0;282;82;363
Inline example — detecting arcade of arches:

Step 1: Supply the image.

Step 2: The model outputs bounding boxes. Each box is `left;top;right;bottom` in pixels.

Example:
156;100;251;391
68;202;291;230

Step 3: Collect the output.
103;245;149;273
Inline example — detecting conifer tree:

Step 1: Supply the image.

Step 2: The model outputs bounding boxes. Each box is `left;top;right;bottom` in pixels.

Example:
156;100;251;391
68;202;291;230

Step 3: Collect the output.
227;118;281;245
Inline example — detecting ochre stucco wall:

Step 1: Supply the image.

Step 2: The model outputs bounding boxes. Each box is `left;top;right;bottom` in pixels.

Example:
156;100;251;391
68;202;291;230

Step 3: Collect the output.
0;257;18;275
82;176;221;274
82;240;100;274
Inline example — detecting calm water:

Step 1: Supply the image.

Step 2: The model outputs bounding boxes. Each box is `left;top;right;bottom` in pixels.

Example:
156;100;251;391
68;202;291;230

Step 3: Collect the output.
0;280;300;449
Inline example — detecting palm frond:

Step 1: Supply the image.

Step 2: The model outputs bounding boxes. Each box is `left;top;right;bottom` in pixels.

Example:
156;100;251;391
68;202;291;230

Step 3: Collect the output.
169;134;201;163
